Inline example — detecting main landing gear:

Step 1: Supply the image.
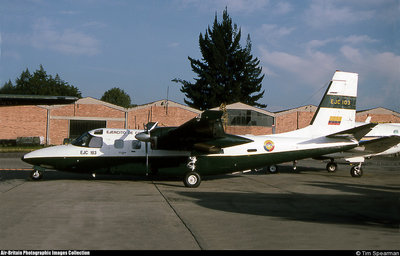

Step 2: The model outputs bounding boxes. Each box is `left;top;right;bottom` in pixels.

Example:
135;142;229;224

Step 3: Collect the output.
184;156;201;188
350;163;363;177
267;165;278;173
183;171;201;188
325;160;363;177
326;160;338;173
266;161;297;174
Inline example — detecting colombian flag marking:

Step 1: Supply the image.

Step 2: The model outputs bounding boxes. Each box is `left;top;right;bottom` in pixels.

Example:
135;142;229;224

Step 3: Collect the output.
328;116;342;125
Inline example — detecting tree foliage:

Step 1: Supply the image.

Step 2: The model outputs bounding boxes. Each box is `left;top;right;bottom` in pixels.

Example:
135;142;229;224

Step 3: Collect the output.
0;65;81;97
173;8;266;110
101;87;132;108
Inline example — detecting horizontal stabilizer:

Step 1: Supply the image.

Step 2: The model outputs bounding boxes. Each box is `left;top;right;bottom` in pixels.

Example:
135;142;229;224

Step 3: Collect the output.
360;135;400;153
327;123;377;142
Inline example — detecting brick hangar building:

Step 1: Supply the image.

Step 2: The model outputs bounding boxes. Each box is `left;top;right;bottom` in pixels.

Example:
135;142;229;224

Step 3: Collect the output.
1;97;399;145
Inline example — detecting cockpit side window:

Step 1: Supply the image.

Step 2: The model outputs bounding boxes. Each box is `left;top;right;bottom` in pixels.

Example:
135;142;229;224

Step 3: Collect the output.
72;132;103;148
72;132;91;147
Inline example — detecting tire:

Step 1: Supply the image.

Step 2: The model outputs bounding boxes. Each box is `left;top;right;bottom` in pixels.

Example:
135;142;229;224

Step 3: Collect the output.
350;166;363;177
183;172;201;188
326;162;338;173
268;165;278;174
30;170;43;180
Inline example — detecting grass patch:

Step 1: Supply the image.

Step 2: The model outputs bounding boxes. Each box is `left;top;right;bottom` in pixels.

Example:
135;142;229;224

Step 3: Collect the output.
0;145;47;153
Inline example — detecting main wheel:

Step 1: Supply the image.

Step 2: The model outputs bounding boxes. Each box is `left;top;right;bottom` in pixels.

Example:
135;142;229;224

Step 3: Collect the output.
30;170;43;180
267;165;278;174
350;166;363;177
183;172;201;188
326;162;338;173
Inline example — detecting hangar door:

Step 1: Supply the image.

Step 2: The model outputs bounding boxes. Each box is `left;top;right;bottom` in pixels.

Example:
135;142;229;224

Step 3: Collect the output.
69;120;106;139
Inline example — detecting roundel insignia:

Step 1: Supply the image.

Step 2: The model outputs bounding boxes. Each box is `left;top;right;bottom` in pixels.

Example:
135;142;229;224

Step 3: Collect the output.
264;140;275;152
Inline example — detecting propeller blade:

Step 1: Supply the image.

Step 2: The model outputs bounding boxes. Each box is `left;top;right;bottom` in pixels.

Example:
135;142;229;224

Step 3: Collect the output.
148;122;158;132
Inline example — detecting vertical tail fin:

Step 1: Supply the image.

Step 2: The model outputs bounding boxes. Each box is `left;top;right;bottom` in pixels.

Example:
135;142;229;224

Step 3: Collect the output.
310;71;358;133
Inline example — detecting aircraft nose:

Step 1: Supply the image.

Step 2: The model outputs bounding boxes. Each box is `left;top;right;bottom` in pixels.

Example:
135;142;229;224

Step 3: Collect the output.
21;153;31;164
21;151;37;165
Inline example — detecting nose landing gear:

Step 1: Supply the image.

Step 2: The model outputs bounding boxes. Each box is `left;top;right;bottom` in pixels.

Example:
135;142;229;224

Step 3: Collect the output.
30;166;44;180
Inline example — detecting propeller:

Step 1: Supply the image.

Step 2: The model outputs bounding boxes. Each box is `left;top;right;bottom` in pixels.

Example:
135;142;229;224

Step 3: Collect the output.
135;122;158;142
135;114;158;175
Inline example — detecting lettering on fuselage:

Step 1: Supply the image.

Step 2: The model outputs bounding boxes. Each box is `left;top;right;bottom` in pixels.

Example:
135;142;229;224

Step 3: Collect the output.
80;150;97;155
106;130;136;135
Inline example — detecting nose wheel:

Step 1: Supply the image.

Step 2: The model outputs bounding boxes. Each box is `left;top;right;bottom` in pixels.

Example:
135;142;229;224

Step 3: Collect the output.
30;169;43;180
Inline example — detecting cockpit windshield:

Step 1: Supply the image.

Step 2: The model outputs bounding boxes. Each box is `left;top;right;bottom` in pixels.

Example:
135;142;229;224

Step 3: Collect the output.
72;132;103;148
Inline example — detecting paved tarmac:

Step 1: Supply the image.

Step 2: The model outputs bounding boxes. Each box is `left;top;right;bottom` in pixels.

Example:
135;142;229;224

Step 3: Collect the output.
0;153;399;250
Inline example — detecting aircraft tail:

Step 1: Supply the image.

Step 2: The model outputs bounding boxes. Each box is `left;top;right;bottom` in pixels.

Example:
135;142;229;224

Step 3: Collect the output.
310;71;358;134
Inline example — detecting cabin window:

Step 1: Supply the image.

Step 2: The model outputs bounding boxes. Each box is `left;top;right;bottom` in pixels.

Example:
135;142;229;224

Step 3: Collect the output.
132;140;141;149
394;130;399;134
114;139;124;149
94;130;103;135
88;137;103;148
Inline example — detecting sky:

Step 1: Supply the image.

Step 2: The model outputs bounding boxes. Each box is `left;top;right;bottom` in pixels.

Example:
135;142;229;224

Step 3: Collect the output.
1;0;399;112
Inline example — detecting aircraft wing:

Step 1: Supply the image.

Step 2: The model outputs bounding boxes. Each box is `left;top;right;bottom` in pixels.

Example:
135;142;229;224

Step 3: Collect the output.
360;135;400;153
147;110;253;153
326;123;377;142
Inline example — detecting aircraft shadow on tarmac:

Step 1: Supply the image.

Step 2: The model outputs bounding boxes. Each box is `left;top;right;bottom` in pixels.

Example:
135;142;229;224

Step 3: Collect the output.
2;168;398;229
0;169;240;183
176;182;400;229
0;160;355;182
245;164;325;175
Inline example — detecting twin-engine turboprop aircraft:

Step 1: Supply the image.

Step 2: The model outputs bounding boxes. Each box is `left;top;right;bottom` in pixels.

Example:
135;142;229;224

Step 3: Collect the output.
22;71;377;187
315;121;400;177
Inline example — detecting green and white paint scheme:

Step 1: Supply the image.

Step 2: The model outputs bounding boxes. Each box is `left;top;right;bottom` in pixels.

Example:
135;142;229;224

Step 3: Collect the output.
23;71;377;187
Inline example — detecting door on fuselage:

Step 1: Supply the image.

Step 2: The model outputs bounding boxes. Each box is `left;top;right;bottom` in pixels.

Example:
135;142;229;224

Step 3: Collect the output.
105;138;149;175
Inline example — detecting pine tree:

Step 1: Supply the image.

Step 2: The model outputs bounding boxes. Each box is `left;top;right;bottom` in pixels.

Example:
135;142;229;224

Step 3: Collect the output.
173;8;265;110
